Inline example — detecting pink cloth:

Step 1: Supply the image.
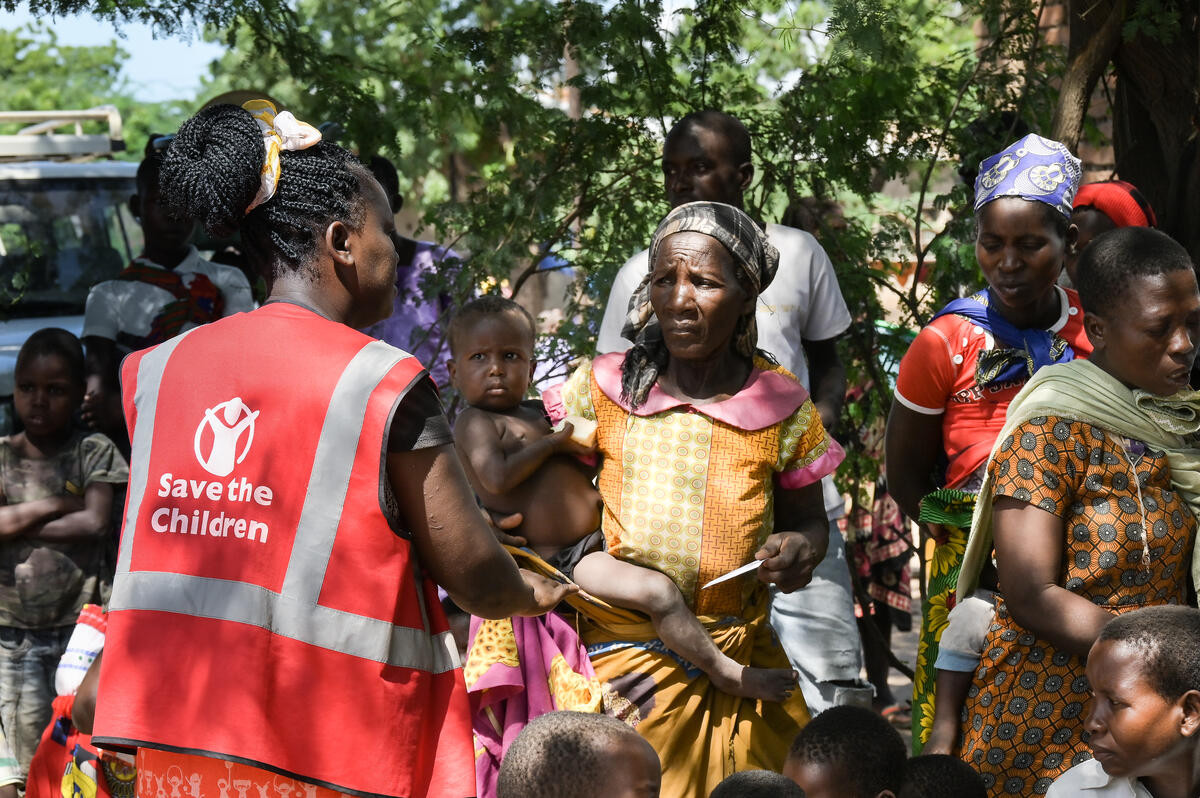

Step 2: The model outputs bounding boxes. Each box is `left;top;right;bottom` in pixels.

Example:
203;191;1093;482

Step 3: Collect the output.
594;352;811;428
467;612;600;798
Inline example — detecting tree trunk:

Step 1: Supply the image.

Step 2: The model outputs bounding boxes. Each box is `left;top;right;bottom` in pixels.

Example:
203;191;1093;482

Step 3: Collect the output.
1111;9;1200;258
1051;0;1125;150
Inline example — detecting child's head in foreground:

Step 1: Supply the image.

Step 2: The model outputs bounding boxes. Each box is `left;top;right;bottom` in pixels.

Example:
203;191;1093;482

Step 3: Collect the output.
898;755;986;798
710;769;805;797
496;710;660;798
14;328;86;443
783;705;906;798
1083;606;1200;783
1076;226;1200;397
448;296;538;412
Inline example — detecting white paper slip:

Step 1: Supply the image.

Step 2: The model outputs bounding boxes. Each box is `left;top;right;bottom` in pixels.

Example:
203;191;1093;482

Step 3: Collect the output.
701;559;762;589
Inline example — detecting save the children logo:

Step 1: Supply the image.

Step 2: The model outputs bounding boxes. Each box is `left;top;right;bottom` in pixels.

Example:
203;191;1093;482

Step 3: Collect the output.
153;396;273;544
194;397;259;477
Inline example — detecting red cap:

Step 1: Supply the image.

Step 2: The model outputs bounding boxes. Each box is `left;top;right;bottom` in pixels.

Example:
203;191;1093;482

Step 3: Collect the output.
1072;180;1157;227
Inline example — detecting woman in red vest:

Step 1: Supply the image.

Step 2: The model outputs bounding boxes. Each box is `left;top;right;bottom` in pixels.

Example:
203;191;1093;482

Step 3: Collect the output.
90;101;573;798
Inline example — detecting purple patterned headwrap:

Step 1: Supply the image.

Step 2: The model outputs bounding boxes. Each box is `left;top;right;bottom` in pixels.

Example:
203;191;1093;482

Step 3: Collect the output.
973;134;1082;219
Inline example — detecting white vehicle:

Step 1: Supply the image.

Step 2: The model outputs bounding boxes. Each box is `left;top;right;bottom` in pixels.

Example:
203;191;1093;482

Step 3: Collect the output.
0;107;142;432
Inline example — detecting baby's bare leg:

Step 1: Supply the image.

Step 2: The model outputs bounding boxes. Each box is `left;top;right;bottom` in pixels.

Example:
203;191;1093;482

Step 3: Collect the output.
572;552;796;701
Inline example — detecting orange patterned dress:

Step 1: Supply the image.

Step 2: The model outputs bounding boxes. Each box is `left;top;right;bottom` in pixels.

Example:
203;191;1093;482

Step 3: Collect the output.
959;416;1195;796
546;352;845;798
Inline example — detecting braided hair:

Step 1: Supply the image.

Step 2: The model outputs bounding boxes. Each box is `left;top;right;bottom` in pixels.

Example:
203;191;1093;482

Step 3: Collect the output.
160;104;373;280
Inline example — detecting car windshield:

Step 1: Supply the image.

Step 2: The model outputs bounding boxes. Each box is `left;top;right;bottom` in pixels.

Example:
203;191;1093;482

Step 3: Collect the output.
0;176;142;318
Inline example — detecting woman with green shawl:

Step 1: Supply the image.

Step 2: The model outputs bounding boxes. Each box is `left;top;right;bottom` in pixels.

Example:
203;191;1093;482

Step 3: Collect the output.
954;227;1200;795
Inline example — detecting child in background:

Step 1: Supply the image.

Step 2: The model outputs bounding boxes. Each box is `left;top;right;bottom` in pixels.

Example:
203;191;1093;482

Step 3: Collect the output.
1048;606;1200;798
450;297;796;701
898;755;986;798
496;710;660;798
710;771;806;798
0;329;128;782
783;706;906;798
82;135;255;455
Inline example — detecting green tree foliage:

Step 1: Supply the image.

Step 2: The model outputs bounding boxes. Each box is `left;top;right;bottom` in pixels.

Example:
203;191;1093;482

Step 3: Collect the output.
0;21;189;157
0;0;1066;500
185;0;1066;504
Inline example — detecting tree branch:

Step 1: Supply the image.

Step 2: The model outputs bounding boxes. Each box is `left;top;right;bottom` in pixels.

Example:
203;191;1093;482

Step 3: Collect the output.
1051;0;1126;150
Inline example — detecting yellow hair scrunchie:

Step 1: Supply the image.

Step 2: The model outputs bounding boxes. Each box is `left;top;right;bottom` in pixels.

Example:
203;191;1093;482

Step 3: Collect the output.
242;99;322;213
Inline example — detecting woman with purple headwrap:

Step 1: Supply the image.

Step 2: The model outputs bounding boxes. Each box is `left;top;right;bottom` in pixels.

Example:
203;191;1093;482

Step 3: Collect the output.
885;135;1094;762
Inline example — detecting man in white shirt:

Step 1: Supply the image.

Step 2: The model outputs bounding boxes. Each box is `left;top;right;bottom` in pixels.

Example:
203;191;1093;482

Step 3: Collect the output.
82;138;254;452
596;110;869;713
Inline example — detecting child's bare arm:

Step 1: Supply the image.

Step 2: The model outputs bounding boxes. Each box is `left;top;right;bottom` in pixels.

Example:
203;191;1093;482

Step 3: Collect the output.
925;668;973;755
28;482;112;542
71;650;101;735
454;409;588;496
0;495;84;538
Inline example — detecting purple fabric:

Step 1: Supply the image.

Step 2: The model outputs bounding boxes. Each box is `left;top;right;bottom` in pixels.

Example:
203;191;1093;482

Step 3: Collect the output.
973;134;1082;218
360;241;461;387
468;612;600;798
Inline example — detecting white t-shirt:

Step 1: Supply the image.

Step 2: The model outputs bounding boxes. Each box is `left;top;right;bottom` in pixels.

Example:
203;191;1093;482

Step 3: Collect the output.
596;223;852;515
83;246;255;353
1047;759;1153;797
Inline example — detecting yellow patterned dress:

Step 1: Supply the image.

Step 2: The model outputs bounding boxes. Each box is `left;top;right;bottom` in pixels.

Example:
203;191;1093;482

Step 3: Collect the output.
547;353;844;798
959;416;1195;796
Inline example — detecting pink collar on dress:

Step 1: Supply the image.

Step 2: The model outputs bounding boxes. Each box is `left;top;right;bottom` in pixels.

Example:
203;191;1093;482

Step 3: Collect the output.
591;352;812;431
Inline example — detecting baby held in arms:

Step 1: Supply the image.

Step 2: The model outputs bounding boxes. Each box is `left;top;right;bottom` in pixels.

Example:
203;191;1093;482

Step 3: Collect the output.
449;297;796;701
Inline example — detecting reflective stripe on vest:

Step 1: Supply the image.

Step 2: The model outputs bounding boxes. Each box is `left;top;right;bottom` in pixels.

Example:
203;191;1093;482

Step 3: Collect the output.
111;335;459;673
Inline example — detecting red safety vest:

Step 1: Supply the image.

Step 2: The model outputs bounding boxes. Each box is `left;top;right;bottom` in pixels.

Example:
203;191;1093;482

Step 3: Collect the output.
92;302;474;798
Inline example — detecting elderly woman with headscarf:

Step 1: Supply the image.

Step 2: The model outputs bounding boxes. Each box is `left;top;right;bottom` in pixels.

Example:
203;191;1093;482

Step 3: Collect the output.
531;201;843;797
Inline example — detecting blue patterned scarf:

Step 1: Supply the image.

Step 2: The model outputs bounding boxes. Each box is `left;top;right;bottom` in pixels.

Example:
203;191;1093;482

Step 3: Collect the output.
931;289;1074;388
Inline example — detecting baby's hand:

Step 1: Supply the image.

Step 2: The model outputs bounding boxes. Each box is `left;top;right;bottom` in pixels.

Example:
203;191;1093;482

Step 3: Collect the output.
549;422;597;456
80;390;100;430
81;387;122;435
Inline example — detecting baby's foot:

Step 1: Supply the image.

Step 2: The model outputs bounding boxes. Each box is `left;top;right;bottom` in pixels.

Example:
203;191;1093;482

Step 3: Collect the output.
711;665;798;702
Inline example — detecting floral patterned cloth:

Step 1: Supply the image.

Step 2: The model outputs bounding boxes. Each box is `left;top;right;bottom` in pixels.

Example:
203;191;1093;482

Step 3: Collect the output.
959;417;1195;795
465;607;602;798
910;489;975;751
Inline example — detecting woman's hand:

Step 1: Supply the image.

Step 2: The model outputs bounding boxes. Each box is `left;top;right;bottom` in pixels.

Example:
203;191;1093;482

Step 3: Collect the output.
767;480;830;592
755;529;828;593
513;570;580;616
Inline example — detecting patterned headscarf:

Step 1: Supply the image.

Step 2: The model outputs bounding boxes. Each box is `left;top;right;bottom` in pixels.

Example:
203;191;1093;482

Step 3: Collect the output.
619;201;779;407
242;99;322;213
973;134;1082;219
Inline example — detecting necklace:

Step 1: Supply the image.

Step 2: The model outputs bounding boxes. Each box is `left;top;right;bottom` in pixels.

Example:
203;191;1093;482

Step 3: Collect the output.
1118;438;1152;573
